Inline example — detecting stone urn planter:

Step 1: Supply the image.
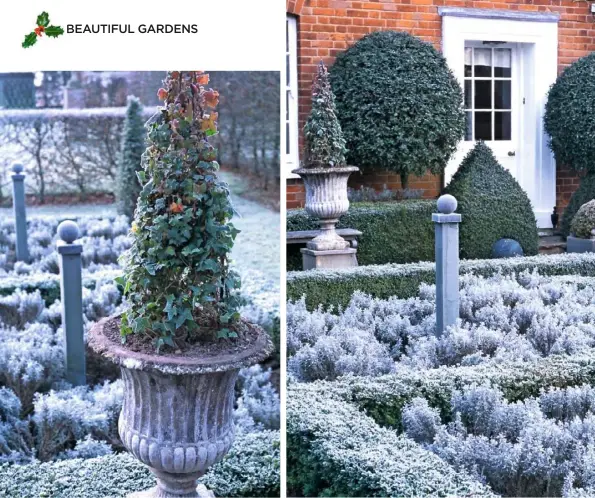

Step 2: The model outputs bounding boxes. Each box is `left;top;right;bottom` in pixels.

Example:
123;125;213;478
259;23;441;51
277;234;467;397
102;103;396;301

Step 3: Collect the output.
88;316;273;498
292;166;359;251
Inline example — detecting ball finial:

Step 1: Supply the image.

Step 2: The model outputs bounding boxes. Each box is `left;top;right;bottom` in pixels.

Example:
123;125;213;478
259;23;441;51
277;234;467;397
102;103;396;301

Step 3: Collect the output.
57;220;80;244
437;194;457;214
12;163;23;174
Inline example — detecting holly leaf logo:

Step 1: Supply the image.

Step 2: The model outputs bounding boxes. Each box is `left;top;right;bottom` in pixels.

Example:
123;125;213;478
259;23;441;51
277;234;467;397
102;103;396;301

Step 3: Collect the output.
22;12;64;48
36;12;50;28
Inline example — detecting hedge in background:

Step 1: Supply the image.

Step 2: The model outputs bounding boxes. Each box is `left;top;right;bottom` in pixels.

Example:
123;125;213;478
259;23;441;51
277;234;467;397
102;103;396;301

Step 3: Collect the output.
287;252;595;310
287;386;495;497
116;96;145;219
445;141;538;259
287;200;435;271
0;430;280;497
545;52;595;176
330;30;465;188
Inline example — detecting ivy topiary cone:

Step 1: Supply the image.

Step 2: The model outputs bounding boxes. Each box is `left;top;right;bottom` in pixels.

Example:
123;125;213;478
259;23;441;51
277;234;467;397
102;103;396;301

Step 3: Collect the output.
570;199;595;239
444;142;538;259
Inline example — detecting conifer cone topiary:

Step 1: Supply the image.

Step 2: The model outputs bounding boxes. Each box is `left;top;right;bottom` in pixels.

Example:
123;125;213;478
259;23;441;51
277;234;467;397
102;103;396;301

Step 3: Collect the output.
303;61;347;168
118;71;241;351
116;96;145;220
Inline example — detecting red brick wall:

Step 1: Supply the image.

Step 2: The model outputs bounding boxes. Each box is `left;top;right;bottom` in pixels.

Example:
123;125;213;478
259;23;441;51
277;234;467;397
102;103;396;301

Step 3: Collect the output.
286;0;595;211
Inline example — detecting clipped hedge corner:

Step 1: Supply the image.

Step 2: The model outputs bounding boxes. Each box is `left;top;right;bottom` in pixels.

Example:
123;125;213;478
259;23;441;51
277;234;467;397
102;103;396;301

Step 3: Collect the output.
287;386;495;497
445;141;538;259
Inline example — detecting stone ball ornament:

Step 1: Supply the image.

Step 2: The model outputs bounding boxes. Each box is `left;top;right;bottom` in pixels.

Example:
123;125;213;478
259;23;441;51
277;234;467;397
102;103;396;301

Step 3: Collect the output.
437;194;458;214
11;163;24;174
491;238;524;258
57;220;80;244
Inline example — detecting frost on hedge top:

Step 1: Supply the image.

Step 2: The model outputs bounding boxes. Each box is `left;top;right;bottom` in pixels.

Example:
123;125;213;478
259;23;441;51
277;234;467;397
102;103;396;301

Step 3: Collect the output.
545;52;595;175
302;61;347;169
571;199;595;239
119;71;241;350
445;141;538;259
330;30;465;188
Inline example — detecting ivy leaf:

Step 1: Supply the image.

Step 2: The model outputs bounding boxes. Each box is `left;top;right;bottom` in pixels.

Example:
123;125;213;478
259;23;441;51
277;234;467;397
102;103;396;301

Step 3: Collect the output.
45;26;64;38
22;32;37;49
36;12;50;27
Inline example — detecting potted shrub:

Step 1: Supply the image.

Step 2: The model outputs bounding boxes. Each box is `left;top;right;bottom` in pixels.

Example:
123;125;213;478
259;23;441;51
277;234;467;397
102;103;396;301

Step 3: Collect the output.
88;71;273;498
567;200;595;253
292;61;358;252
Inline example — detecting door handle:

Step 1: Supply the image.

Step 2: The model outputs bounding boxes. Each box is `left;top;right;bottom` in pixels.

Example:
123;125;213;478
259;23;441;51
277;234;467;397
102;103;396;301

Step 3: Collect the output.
508;151;516;157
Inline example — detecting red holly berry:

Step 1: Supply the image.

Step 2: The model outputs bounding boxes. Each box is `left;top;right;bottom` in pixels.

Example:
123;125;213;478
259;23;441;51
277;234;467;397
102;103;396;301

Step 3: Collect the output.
34;26;45;37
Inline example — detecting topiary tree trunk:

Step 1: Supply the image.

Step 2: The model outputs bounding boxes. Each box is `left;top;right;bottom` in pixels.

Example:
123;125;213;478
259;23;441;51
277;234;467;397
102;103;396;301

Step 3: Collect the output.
116;96;145;219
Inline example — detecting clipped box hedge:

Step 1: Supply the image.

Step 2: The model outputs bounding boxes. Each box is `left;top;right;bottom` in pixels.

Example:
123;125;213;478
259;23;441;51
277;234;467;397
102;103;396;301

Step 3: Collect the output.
0;430;280;497
287;385;495;497
290;350;595;433
287;252;595;310
0;269;122;304
287;200;435;271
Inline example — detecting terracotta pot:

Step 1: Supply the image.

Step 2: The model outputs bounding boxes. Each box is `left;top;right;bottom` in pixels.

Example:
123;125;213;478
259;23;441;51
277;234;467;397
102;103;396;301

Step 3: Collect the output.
88;316;273;498
292;166;359;251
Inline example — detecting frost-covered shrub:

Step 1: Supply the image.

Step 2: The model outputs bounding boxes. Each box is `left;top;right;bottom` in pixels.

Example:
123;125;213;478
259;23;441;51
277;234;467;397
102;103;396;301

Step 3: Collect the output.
571;200;595;239
56;435;113;461
0;388;32;463
32;380;123;461
235;365;280;431
0;289;45;328
402;384;595;497
288;271;595;379
0;322;63;412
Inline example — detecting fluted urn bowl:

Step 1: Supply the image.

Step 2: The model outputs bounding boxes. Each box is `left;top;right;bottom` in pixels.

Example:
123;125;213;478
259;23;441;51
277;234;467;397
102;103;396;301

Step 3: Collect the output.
88;316;273;498
292;165;359;251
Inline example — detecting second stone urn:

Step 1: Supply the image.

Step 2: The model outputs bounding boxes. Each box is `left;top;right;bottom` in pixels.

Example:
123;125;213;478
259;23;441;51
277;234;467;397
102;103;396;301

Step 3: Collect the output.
292;165;359;251
88;316;273;498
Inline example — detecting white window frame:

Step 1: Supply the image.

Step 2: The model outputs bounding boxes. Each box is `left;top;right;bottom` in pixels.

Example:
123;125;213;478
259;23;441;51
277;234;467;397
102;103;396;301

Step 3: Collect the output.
285;15;299;176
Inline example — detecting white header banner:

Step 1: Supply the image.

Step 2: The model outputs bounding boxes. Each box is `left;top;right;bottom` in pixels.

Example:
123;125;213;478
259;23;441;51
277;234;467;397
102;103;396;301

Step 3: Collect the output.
0;0;283;71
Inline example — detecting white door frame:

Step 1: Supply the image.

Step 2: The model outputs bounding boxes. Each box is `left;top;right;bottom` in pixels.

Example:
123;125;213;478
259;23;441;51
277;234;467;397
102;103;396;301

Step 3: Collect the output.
439;7;559;228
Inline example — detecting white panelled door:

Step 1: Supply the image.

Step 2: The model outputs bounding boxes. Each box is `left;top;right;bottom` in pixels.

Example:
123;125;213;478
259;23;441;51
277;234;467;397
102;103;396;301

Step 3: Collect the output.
462;42;520;178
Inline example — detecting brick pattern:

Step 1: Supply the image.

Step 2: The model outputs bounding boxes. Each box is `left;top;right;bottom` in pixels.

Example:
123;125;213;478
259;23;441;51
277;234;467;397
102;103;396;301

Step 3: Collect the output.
286;0;595;211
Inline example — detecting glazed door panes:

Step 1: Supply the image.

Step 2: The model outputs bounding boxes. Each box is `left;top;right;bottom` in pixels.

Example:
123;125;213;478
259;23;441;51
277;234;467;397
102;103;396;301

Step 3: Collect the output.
285;16;298;164
464;46;512;141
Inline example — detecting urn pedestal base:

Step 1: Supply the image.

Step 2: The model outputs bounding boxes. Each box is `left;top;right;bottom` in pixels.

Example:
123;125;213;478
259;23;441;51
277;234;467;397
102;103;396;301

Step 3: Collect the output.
129;483;214;498
301;247;358;270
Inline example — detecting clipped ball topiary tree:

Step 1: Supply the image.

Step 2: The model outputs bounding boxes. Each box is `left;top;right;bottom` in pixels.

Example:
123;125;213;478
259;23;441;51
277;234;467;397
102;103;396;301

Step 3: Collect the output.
330;30;465;188
545;53;595;176
115;95;145;219
545;53;595;236
570;200;595;239
445;141;538;259
88;71;272;498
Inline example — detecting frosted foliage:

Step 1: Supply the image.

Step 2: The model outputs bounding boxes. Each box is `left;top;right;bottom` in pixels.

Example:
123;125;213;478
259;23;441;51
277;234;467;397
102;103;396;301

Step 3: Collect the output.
32;381;123;461
56;435;113;460
0;289;44;328
0;215;131;275
0;322;63;411
0;387;31;463
402;384;595;496
288;271;595;379
235;365;280;431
